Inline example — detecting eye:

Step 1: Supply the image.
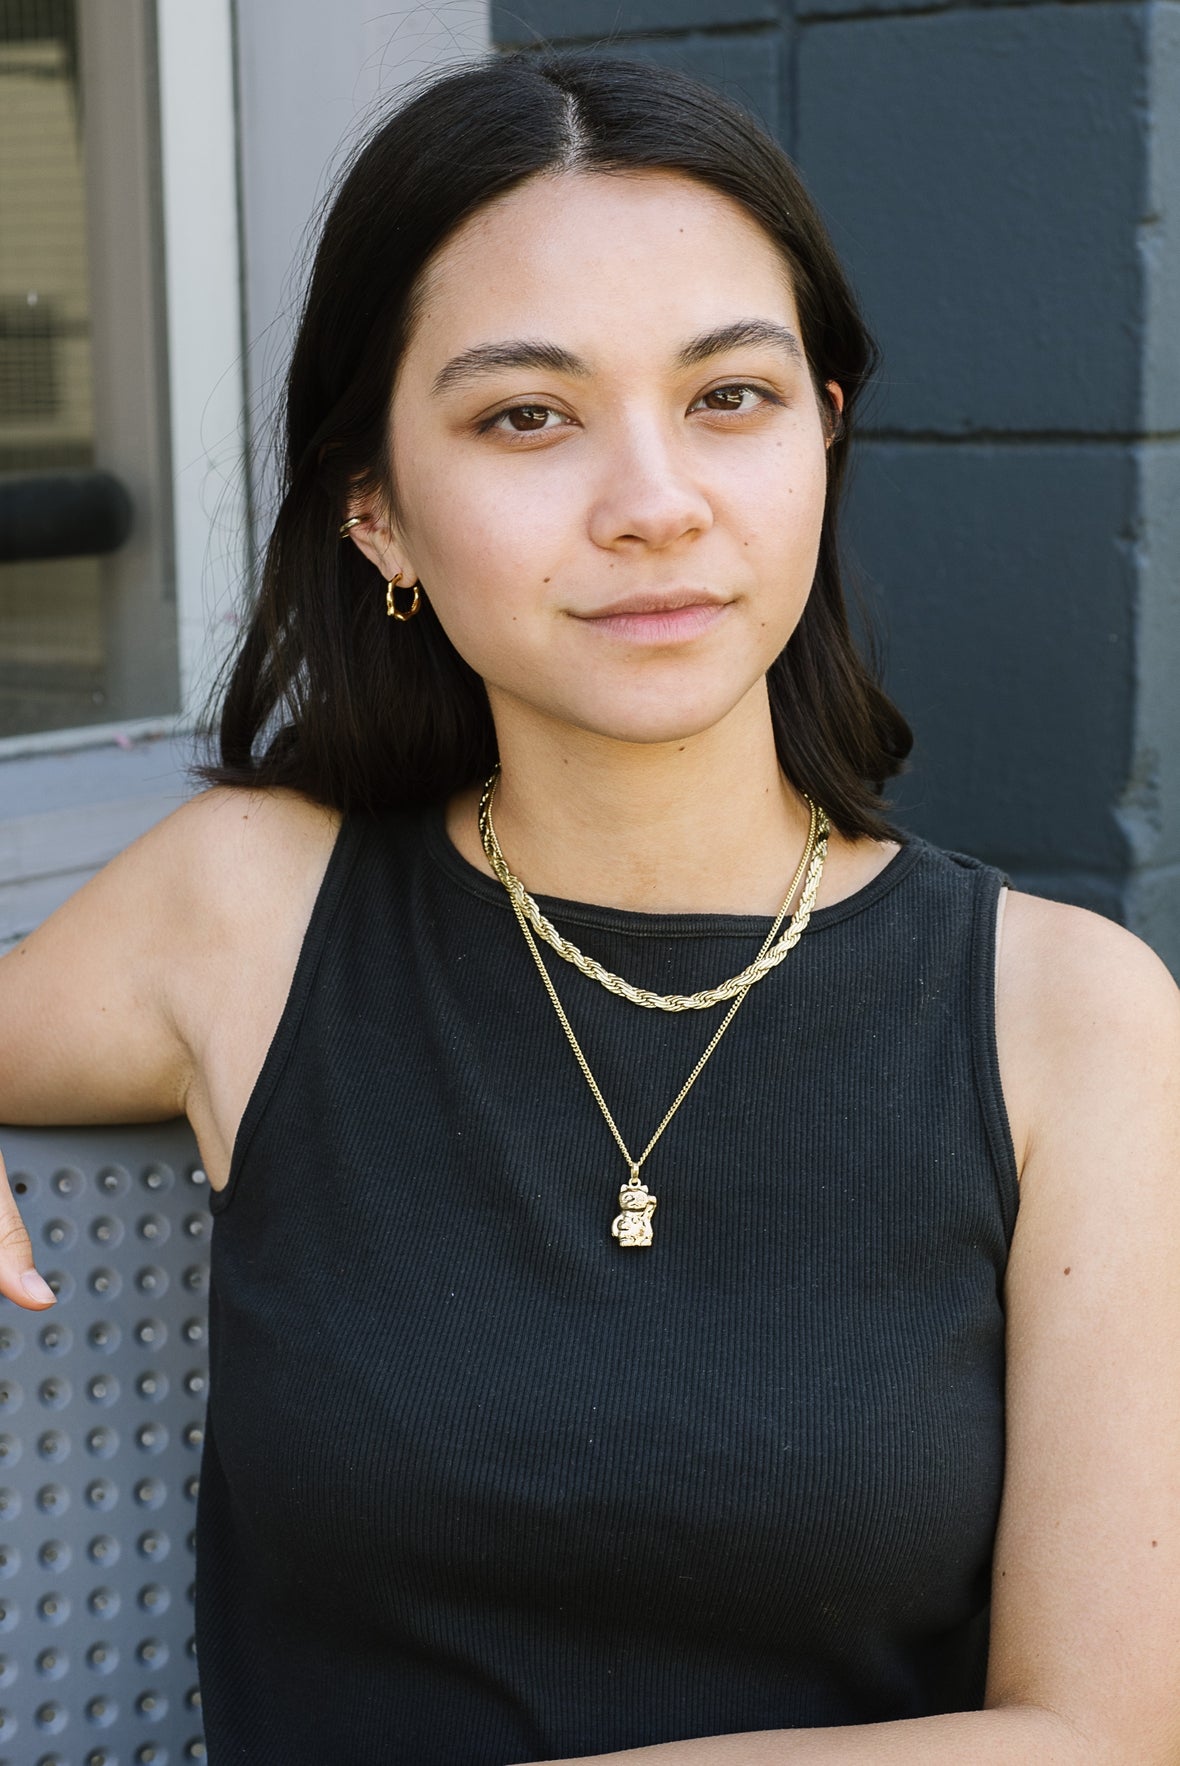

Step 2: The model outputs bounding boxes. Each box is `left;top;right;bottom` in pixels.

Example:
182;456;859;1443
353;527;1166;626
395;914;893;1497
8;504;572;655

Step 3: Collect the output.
474;381;782;440
690;382;781;416
476;403;571;437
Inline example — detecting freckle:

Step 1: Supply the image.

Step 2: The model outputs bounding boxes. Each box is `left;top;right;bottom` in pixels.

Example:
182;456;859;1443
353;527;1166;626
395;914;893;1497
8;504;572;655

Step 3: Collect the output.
1064;1267;1071;1275
543;576;550;583
1152;1540;1158;1547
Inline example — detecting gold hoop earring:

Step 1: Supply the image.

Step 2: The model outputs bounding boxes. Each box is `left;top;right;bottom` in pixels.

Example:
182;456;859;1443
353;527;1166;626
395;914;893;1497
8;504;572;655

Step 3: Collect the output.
386;573;421;620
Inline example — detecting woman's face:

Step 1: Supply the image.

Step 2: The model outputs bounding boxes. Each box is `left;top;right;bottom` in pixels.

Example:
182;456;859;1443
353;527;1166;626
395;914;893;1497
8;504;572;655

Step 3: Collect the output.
357;168;840;750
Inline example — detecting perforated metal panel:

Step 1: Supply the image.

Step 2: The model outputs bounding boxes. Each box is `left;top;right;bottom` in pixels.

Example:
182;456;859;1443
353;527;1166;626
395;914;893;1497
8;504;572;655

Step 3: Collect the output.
0;1120;208;1765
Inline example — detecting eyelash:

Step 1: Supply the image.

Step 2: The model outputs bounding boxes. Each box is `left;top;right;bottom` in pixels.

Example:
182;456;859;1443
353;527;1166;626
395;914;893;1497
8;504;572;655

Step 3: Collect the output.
474;381;784;439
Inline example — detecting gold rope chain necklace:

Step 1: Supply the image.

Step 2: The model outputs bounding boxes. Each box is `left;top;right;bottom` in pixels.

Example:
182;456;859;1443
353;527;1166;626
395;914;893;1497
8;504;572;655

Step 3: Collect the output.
480;767;831;1010
478;769;830;1246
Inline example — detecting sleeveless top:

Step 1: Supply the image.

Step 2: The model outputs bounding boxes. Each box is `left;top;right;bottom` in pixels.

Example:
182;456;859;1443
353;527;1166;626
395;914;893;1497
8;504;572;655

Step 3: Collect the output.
195;802;1019;1764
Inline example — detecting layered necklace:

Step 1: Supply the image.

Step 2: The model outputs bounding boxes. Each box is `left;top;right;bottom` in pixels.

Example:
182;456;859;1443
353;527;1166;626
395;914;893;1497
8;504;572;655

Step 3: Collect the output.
478;767;829;1246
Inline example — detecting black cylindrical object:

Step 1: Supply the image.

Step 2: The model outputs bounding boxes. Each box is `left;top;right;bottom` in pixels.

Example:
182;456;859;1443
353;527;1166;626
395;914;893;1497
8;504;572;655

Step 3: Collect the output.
0;469;134;563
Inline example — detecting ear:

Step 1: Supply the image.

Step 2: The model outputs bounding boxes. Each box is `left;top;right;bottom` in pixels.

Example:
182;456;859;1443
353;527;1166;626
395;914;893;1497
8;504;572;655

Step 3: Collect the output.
340;496;416;586
823;381;845;448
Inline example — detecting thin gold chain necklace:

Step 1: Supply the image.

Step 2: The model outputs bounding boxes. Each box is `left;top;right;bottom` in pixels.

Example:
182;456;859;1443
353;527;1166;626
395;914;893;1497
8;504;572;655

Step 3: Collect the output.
481;771;830;1245
479;767;828;1010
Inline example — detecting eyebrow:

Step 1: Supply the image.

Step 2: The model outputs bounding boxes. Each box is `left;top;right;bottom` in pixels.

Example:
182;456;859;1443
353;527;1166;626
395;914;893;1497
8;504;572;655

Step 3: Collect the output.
429;319;806;396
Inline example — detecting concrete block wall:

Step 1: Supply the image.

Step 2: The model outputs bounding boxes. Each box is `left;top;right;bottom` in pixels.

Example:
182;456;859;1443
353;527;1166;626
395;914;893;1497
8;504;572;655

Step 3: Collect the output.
492;0;1180;973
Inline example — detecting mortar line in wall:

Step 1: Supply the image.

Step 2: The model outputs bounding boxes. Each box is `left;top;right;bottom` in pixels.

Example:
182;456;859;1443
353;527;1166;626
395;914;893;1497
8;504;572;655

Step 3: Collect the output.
795;0;1171;25
860;427;1180;446
986;867;1124;887
781;0;800;158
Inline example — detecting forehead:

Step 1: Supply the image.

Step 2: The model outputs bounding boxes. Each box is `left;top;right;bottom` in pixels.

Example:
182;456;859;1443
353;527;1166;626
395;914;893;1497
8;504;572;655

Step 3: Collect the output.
405;169;800;366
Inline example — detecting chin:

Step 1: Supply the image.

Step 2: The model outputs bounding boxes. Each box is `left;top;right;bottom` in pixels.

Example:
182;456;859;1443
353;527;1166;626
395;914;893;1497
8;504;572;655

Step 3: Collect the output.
568;695;753;750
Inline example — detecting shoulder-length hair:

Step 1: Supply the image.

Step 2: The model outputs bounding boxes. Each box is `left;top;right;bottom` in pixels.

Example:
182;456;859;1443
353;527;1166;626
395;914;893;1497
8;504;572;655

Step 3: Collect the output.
202;49;912;839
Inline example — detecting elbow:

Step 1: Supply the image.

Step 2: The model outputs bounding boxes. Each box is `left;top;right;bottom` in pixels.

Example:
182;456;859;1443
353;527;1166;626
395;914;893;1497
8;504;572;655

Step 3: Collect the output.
1002;1699;1177;1766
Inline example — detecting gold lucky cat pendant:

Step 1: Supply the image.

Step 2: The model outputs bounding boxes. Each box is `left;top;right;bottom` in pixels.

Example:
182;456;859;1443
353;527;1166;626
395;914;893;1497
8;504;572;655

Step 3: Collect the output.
611;1170;657;1247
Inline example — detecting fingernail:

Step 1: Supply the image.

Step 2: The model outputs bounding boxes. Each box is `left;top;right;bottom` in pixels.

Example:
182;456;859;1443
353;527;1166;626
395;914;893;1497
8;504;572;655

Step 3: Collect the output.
20;1270;56;1305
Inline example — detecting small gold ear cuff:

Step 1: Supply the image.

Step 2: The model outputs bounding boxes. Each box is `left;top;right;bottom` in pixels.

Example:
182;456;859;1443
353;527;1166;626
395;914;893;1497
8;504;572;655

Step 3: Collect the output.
339;516;362;535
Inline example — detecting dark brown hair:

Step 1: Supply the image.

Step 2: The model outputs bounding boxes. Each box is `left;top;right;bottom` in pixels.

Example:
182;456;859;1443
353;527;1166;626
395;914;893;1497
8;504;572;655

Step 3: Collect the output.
201;49;912;837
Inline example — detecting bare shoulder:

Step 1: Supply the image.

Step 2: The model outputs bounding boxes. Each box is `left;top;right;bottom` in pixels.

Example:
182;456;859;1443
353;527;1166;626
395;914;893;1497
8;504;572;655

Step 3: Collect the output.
156;788;345;1186
151;784;341;913
23;781;345;939
12;782;343;1010
999;888;1179;1042
149;784;344;1045
985;892;1180;1751
1003;882;1169;967
996;887;1180;1173
0;785;342;1130
4;783;339;996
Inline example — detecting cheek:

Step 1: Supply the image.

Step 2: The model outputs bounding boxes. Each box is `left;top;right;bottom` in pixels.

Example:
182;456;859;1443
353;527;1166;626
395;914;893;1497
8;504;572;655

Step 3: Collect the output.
728;438;829;578
784;463;830;570
772;423;830;512
395;453;579;645
391;470;552;675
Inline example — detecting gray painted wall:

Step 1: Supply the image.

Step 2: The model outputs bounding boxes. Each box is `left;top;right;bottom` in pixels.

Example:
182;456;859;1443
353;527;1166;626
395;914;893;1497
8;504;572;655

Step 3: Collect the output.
236;0;489;533
493;0;1180;973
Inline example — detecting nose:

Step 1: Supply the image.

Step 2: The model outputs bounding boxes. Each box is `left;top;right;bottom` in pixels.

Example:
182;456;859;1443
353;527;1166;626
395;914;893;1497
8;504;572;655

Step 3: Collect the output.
586;415;714;552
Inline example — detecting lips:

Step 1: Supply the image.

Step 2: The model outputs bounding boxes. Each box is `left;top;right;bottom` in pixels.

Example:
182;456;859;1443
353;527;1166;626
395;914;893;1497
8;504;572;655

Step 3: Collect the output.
571;594;730;645
576;589;728;619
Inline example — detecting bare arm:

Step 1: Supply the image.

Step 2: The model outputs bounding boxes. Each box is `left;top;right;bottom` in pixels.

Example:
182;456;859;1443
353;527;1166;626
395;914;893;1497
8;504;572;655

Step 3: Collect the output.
530;895;1180;1765
524;1707;1083;1763
0;796;197;1307
0;800;199;1127
0;784;339;1310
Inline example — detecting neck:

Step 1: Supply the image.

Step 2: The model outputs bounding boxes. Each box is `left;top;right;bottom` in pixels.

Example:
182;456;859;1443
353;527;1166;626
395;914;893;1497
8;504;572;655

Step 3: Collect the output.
451;683;819;915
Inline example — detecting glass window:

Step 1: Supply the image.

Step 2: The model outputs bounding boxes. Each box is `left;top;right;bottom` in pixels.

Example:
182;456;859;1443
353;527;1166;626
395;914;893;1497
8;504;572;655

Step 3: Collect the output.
0;0;177;740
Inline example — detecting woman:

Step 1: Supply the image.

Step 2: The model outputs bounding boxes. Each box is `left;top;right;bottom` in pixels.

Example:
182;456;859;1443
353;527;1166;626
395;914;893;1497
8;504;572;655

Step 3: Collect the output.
0;49;1177;1765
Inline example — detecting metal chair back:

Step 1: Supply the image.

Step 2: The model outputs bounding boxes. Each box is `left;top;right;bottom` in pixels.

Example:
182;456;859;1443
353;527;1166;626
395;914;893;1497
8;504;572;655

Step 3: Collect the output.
0;1119;209;1765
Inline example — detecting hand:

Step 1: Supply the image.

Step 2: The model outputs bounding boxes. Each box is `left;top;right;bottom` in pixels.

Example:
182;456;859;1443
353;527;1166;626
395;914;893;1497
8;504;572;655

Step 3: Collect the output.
0;1143;57;1308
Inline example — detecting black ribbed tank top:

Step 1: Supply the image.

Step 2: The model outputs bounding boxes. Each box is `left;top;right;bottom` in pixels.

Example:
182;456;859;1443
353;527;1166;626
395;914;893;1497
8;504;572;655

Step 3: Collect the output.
195;802;1018;1764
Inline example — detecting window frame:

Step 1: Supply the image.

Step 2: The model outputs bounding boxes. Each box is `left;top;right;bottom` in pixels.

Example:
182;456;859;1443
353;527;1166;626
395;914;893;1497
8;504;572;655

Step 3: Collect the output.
0;0;247;761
